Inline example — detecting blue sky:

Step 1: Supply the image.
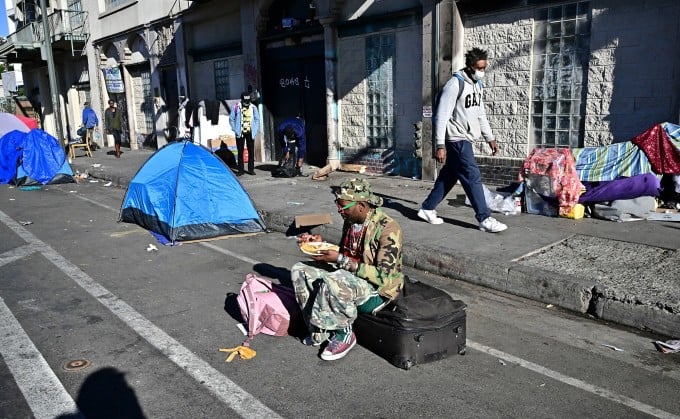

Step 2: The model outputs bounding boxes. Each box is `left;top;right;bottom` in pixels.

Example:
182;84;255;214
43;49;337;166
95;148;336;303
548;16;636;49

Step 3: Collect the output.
0;6;8;37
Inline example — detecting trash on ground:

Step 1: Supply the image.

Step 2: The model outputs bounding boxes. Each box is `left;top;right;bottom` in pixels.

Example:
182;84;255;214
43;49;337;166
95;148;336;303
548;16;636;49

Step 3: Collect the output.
287;201;304;206
219;345;256;362
654;339;680;353
498;359;507;366
20;221;33;226
146;244;158;252
104;181;112;187
546;304;554;308
91;163;101;167
89;180;99;183
602;344;624;352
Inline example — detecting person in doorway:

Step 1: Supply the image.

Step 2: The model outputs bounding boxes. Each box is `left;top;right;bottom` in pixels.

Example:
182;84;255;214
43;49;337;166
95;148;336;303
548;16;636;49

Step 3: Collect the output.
229;92;260;176
418;47;507;233
292;178;404;361
104;99;123;158
277;116;307;177
81;102;99;150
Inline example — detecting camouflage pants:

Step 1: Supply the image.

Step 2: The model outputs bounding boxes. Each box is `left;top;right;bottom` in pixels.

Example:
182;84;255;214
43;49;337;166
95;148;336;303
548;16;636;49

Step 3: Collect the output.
291;261;378;331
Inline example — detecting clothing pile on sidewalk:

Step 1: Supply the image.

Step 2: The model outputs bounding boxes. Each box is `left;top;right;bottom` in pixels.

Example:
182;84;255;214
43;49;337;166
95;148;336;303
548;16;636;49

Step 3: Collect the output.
518;122;680;221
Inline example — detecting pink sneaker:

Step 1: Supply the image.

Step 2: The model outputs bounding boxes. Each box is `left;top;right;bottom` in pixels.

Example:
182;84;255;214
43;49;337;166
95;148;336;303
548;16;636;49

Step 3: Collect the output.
320;333;357;361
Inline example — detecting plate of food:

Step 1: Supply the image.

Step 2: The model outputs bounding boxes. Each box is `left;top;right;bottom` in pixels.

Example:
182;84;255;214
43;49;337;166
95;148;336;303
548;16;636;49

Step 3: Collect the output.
299;241;340;256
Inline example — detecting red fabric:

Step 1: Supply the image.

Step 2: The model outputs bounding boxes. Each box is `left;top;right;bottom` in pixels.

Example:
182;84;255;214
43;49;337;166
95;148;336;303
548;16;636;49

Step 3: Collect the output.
631;124;680;174
15;115;38;130
519;148;583;216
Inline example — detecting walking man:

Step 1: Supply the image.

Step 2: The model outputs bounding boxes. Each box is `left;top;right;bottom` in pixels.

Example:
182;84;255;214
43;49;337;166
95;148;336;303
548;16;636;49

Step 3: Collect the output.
104;99;123;158
418;47;507;233
229;92;260;176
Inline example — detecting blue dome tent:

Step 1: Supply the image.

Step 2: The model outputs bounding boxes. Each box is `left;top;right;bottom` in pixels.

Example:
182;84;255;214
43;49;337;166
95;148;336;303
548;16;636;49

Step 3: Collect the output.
119;140;266;243
0;129;75;186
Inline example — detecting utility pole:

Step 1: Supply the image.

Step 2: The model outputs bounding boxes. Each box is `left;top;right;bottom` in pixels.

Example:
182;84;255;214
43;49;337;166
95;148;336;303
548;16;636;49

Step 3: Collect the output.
39;0;64;142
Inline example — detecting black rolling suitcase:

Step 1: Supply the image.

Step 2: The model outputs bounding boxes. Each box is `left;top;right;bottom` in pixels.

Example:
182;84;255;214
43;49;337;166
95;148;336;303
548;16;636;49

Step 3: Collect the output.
354;277;466;370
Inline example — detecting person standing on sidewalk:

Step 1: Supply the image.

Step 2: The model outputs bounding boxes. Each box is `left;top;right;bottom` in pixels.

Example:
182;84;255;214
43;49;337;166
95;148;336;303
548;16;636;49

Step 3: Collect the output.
229;92;260;176
292;178;404;361
418;47;507;233
81;102;99;150
104;99;123;158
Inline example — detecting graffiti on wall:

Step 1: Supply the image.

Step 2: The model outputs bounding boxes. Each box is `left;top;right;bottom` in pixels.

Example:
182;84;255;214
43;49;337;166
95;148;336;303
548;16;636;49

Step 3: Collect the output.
279;75;311;89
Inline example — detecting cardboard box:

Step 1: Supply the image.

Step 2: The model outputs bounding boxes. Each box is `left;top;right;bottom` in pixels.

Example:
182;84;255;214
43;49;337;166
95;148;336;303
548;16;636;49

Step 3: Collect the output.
210;134;236;151
295;213;333;228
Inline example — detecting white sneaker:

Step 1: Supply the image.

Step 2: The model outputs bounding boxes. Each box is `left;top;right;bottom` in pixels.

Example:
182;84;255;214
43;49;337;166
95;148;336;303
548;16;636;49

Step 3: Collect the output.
479;217;508;233
418;208;443;225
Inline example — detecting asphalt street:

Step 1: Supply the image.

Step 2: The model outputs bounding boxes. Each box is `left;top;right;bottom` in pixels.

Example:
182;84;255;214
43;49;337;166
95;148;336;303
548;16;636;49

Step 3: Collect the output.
1;181;679;418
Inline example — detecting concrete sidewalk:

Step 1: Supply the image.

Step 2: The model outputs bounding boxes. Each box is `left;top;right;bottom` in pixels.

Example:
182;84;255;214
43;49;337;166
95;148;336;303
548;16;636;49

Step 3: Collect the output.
70;147;680;338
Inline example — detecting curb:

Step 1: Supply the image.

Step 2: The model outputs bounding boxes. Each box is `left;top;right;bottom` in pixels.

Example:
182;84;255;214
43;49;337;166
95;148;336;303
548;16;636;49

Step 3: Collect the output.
259;210;679;338
80;164;679;339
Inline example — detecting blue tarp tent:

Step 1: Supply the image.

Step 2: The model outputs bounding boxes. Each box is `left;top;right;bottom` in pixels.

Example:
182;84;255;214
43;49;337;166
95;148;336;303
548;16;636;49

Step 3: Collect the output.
119;140;266;243
0;129;75;186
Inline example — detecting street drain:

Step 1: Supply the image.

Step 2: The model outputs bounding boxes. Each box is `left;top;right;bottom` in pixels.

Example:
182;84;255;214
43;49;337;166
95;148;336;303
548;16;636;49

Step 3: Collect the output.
63;359;92;372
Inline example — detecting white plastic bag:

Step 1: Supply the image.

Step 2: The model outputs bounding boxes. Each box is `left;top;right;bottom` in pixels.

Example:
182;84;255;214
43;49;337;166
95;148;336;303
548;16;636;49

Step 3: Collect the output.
465;184;517;215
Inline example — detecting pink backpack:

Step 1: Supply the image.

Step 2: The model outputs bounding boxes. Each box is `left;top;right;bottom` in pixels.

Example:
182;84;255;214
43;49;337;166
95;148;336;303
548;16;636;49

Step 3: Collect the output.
237;273;301;346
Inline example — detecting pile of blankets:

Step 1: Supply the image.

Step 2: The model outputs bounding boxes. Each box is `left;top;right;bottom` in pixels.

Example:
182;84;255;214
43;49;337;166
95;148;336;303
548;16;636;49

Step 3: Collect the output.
520;122;680;219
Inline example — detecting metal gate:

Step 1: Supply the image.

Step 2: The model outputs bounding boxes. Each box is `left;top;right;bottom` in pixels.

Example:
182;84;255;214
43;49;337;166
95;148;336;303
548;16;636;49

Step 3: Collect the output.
127;64;154;147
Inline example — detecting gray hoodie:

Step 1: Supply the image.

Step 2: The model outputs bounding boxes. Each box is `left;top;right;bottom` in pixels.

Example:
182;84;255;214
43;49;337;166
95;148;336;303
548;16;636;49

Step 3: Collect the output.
434;70;494;148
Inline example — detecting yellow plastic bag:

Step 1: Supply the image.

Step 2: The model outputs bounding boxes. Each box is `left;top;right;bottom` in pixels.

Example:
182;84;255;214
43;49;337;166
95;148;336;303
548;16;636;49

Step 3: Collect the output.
219;345;257;362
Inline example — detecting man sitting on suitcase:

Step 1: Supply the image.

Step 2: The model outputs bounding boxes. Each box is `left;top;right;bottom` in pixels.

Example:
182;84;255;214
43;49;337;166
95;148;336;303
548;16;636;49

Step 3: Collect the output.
292;178;404;361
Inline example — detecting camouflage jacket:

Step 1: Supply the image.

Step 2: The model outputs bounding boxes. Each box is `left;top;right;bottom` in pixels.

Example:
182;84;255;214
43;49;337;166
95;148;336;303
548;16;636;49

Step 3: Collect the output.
340;207;404;300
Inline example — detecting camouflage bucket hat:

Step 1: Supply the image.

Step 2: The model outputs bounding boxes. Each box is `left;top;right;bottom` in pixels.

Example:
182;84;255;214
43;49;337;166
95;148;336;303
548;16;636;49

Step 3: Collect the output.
337;178;383;207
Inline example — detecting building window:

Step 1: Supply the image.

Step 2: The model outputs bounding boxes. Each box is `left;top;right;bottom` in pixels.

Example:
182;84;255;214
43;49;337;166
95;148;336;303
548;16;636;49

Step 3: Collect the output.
105;0;133;12
214;60;230;100
365;34;395;149
531;1;590;148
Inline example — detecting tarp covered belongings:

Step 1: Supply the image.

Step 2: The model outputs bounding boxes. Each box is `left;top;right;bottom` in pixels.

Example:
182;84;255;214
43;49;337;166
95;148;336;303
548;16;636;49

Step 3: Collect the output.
0;129;75;186
631;123;680;174
519;148;583;217
119;140;266;244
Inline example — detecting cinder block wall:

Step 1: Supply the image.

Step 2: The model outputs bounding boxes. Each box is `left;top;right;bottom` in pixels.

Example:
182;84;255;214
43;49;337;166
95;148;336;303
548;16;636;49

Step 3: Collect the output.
461;0;680;184
338;22;422;177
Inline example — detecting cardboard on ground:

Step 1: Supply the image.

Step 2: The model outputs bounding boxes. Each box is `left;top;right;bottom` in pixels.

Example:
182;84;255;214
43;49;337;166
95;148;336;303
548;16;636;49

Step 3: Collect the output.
295;213;333;228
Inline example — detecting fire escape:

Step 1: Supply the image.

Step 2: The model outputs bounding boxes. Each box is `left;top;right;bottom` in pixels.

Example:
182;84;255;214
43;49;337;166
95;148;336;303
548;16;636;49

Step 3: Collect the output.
0;1;89;118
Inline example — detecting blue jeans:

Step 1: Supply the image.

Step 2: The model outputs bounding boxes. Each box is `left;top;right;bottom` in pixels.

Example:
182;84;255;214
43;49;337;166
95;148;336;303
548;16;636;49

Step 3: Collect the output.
421;140;490;223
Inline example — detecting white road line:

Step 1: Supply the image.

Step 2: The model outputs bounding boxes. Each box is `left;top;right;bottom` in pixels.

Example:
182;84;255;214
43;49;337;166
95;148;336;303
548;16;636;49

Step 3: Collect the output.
72;193;121;213
202;241;679;418
468;341;680;419
208;235;680;418
0;244;36;268
200;242;262;265
0;209;282;419
0;296;83;419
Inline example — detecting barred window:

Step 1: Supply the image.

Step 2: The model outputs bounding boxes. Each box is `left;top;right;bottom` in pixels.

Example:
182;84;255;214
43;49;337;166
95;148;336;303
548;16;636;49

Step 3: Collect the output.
214;60;230;100
531;1;590;148
365;34;395;149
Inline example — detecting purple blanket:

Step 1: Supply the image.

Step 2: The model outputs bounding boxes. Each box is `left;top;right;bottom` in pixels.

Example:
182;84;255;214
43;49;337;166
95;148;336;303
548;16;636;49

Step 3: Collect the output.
579;173;660;203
